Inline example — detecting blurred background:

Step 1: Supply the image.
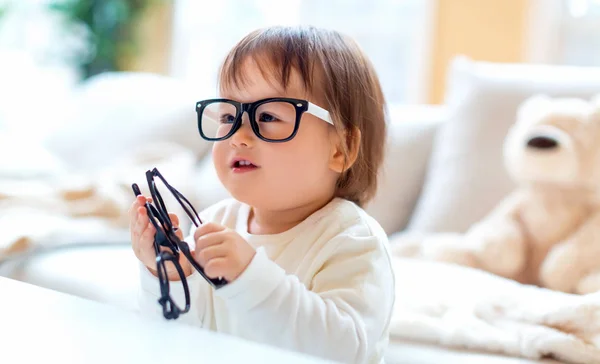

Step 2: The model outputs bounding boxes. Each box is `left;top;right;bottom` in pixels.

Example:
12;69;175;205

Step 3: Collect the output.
0;0;599;245
0;0;599;232
2;2;600;352
1;0;599;137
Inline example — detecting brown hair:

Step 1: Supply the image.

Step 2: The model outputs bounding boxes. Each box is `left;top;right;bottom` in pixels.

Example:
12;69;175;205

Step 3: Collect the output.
218;26;387;207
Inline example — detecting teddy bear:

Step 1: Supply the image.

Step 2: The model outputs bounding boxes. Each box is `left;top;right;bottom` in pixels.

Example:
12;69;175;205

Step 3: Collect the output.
394;94;600;295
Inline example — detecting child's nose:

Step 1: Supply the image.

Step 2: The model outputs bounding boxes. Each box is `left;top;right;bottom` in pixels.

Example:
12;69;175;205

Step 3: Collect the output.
229;112;255;148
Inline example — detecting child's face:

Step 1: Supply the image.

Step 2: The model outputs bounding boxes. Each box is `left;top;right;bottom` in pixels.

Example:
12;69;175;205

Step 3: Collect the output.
212;60;341;211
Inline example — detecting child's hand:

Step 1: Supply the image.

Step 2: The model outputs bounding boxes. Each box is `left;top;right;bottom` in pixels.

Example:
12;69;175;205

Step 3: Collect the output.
129;195;192;280
193;223;256;282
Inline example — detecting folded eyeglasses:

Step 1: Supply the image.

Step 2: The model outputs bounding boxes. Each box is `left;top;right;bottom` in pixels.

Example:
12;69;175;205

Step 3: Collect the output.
132;168;227;320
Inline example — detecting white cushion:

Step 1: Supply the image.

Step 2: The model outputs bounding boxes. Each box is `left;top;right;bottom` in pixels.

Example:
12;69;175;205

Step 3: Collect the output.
364;105;444;235
0;132;67;179
43;72;213;170
408;56;600;233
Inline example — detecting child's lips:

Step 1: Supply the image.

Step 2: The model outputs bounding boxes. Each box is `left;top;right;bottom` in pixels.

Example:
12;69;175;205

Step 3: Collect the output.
232;165;258;173
230;158;259;173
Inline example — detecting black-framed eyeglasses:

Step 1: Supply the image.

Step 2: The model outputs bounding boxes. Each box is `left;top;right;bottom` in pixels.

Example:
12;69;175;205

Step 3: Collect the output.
131;167;227;320
195;97;334;143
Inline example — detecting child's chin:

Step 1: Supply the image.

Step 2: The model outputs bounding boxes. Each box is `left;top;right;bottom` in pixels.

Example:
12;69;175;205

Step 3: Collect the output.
228;188;263;205
229;189;284;210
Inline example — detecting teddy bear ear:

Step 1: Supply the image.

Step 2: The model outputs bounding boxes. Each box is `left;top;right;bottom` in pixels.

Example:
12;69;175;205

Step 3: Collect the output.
516;94;552;122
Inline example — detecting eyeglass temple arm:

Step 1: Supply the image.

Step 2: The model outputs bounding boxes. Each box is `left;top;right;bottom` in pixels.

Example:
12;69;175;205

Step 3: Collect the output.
158;254;191;320
307;102;334;125
172;189;202;227
146;170;175;228
150;168;203;226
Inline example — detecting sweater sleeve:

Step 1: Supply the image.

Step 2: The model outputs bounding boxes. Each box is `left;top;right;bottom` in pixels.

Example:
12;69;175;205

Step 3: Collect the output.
214;225;395;364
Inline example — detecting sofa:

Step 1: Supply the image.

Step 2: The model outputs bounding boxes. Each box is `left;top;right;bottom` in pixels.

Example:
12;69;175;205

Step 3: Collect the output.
3;56;600;363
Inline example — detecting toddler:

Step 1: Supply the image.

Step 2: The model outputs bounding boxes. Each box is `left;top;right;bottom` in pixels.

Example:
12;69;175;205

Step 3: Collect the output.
130;25;395;364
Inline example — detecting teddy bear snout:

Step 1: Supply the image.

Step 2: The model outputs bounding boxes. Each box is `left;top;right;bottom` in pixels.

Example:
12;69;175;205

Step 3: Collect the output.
526;136;559;150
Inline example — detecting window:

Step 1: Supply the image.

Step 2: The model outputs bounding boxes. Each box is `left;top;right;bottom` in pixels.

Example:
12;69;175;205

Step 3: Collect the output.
0;0;434;134
557;0;600;65
0;0;87;135
526;0;600;66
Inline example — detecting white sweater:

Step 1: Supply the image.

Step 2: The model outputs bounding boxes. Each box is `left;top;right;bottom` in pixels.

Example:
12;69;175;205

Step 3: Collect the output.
138;198;395;363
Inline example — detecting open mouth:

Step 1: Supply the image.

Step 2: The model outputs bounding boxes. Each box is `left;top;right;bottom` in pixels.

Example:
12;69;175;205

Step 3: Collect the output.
231;159;258;172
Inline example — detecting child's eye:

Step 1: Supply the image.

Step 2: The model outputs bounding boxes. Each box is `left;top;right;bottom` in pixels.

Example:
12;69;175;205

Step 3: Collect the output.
219;114;236;124
258;112;279;122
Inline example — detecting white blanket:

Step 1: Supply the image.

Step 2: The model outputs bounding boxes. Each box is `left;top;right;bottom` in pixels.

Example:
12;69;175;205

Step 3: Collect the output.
390;255;600;364
0;141;198;258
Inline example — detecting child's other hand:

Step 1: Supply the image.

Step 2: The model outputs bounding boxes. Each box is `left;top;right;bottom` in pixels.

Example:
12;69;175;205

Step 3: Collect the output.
193;223;256;282
129;195;192;280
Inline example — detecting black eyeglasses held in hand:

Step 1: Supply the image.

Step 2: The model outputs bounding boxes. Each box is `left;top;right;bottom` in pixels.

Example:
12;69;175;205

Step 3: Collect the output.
132;167;227;320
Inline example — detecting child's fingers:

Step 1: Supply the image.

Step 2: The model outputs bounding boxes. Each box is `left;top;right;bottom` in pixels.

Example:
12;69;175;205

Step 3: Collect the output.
133;195;152;211
130;206;142;239
129;198;143;223
135;194;152;202
193;222;226;242
133;197;153;233
195;244;228;266
169;213;184;240
204;257;227;279
169;213;180;227
135;207;151;237
130;195;150;224
136;222;156;261
140;222;156;246
195;230;229;250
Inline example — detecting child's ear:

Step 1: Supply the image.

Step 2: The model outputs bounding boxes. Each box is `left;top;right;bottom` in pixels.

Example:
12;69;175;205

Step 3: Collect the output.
329;126;361;174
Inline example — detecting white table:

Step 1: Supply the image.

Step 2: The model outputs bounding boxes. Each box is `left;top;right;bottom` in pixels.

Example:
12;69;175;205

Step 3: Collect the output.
0;277;329;364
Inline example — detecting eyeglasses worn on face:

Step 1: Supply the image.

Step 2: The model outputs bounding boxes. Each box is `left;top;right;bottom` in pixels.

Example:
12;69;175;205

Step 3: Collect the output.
131;168;228;320
195;97;334;143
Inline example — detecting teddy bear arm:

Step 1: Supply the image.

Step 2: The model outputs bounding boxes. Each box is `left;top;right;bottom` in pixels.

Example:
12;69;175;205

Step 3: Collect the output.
541;210;600;293
576;270;600;294
465;197;527;279
419;233;480;268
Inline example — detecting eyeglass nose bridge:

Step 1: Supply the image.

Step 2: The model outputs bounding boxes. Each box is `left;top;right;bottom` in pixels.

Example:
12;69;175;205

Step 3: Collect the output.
237;102;259;124
229;103;258;139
